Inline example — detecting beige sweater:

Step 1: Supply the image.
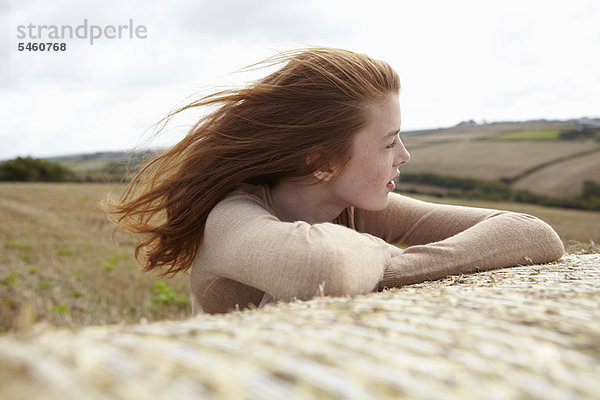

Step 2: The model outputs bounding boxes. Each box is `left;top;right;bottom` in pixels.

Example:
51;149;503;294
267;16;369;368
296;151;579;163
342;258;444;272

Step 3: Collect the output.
190;184;564;314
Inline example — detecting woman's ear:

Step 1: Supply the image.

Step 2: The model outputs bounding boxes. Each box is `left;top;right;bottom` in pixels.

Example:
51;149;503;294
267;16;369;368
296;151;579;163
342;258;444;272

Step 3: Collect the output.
313;170;334;182
306;150;334;182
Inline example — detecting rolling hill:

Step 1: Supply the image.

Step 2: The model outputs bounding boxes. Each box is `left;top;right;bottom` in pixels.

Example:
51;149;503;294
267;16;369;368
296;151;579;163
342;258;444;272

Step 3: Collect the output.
41;119;600;200
399;119;600;198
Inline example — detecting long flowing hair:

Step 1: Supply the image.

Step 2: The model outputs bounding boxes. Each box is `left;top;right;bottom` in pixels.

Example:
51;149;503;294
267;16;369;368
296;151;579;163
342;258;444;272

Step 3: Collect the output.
107;47;400;276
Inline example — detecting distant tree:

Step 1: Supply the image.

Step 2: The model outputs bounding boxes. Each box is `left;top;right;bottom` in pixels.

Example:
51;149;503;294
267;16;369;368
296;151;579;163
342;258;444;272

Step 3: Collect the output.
0;157;73;182
456;120;478;127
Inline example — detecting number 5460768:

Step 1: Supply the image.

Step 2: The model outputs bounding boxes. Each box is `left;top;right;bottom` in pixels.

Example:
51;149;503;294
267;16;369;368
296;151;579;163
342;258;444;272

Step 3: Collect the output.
18;42;66;51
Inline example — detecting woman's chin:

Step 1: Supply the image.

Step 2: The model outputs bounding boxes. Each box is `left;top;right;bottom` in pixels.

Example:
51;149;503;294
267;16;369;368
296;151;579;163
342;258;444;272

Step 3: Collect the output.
360;195;390;212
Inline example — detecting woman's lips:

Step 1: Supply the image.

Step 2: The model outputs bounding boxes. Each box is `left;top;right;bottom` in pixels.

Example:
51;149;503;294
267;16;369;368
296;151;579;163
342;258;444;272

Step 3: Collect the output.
386;171;400;191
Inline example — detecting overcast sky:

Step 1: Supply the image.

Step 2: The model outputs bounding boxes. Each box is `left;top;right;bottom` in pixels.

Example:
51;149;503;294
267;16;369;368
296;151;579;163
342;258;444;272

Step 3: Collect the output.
2;0;599;160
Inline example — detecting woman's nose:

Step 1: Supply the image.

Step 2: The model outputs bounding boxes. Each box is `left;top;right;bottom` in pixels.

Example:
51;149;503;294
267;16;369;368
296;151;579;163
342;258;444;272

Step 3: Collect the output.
394;139;410;167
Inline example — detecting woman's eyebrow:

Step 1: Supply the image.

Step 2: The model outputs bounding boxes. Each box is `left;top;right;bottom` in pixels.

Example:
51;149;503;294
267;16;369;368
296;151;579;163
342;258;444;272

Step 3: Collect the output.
384;129;401;138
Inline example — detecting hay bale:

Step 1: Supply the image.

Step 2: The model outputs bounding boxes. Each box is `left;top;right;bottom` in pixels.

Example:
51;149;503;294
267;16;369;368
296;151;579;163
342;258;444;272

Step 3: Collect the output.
1;254;599;399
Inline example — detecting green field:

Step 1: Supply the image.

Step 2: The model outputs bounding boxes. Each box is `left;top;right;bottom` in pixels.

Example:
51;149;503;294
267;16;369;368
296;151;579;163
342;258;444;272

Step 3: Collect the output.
486;129;562;141
1;183;599;333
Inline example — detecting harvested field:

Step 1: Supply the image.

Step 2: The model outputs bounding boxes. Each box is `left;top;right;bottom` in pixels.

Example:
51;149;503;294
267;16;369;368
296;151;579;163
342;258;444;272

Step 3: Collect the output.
1;254;599;400
399;141;595;180
513;150;600;196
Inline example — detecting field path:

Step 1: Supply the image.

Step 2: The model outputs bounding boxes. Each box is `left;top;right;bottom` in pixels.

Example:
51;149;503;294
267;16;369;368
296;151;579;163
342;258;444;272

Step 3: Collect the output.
2;254;599;399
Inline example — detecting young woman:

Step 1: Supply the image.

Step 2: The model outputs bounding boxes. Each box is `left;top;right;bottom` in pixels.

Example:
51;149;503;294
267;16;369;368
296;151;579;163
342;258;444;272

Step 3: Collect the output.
109;47;564;314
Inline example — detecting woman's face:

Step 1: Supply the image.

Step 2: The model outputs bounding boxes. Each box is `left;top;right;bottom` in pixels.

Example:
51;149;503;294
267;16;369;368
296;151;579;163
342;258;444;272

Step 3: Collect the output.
328;93;410;211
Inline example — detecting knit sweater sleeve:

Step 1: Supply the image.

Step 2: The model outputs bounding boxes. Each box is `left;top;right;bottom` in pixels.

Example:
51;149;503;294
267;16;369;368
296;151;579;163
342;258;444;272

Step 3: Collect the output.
198;194;391;302
354;193;564;289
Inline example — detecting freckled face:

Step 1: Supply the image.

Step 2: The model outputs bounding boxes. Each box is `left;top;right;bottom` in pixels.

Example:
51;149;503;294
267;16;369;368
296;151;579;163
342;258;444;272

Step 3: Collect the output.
328;93;410;211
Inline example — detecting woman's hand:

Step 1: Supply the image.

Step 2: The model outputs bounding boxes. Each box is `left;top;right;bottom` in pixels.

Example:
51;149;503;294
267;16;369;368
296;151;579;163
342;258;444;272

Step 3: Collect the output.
387;243;405;257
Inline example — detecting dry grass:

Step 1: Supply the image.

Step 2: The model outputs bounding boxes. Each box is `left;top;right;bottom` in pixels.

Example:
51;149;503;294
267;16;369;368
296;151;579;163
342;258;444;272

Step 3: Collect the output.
0;183;189;332
1;254;598;399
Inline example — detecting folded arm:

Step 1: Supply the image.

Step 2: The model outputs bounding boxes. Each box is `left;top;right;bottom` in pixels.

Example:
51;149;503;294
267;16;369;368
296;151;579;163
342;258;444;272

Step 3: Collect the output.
200;196;392;302
355;193;564;289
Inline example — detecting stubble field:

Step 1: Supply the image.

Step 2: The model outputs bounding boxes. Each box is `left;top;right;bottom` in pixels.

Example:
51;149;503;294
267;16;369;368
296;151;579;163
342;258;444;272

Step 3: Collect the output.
512;151;600;196
400;121;600;197
400;141;595;181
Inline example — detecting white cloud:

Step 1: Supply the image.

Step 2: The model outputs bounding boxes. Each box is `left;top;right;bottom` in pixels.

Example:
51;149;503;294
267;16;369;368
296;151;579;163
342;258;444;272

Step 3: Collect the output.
1;0;599;159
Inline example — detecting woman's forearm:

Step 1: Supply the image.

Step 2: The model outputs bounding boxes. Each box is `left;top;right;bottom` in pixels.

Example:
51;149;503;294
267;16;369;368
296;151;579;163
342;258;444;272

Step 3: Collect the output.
379;212;564;289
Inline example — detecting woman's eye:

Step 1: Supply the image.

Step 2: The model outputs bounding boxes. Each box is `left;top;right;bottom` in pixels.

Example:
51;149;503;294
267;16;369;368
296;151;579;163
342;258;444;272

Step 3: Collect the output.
386;140;398;149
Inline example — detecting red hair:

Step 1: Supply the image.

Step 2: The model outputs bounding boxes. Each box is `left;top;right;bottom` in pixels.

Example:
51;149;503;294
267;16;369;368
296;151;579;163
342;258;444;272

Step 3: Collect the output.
107;47;400;275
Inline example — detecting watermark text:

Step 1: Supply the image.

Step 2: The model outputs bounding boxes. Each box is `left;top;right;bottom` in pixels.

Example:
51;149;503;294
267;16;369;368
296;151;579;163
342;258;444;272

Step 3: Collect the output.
16;19;147;45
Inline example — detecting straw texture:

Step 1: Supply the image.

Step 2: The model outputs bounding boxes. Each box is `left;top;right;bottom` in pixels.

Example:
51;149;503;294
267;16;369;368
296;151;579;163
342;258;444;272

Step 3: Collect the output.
1;254;599;400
